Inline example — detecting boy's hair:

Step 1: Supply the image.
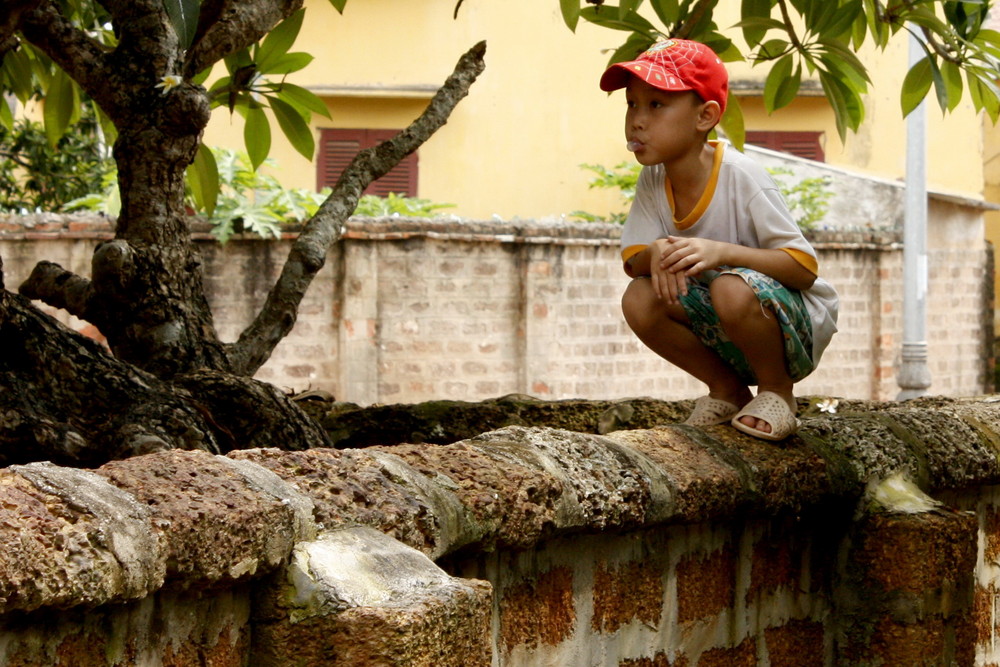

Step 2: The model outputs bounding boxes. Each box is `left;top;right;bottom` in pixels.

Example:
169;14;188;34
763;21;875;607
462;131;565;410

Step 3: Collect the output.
600;39;729;114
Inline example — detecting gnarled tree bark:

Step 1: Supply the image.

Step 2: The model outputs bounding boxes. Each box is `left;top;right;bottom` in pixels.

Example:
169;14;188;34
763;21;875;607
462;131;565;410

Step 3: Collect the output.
3;2;487;465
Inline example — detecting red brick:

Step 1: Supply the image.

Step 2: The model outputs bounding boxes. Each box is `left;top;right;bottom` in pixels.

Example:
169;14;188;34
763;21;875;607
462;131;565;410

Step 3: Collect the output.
592;559;663;633
499;567;575;652
676;546;736;623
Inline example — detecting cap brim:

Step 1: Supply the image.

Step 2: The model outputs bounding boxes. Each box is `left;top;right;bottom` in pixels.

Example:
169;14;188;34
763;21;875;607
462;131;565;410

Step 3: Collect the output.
599;64;633;92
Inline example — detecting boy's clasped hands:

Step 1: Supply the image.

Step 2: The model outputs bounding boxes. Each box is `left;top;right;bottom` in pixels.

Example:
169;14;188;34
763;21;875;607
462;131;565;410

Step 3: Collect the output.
649;235;728;304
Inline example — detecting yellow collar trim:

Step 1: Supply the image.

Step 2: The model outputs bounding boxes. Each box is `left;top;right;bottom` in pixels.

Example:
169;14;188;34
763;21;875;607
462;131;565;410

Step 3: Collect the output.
664;141;725;231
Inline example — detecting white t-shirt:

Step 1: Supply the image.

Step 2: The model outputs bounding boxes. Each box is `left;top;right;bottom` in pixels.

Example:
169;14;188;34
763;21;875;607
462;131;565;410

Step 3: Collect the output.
621;142;839;364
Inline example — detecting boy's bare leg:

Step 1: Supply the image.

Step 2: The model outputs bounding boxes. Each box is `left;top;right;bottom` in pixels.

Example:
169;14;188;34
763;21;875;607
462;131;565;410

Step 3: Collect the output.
622;278;753;410
710;275;795;434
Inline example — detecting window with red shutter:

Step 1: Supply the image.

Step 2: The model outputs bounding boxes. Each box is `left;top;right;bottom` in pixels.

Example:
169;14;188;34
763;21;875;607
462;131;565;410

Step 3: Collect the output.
745;131;825;162
316;128;418;196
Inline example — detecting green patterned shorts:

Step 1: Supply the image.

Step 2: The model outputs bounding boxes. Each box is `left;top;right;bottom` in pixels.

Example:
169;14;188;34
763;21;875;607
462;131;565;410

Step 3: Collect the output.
680;267;815;384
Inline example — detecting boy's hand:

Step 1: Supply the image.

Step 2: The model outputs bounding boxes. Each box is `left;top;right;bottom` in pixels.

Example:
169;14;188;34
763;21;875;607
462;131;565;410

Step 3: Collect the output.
660;236;727;277
649;238;689;304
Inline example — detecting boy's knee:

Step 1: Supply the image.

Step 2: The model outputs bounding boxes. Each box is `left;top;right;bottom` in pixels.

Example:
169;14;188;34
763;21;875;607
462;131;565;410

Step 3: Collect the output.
622;278;652;325
710;275;759;322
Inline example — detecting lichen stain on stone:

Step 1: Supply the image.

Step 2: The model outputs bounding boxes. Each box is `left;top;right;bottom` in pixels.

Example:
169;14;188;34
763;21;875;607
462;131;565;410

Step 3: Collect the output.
747;520;804;603
854;511;976;595
692;636;756;666
160;622;249;667
676;545;736;624
230;447;440;554
592;558;663;633
387;439;563;550
986;508;1000;564
763;619;824;664
470;426;652;530
610;428;744;522
499;566;575;652
619;652;673;666
973;585;995;646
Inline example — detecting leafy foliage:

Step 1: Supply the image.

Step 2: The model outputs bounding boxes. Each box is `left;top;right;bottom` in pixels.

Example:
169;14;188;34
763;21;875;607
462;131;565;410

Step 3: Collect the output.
571;159;832;231
65;148;328;242
0;106;114;213
64;148;455;241
559;0;1000;146
353;192;456;218
2;2;340;215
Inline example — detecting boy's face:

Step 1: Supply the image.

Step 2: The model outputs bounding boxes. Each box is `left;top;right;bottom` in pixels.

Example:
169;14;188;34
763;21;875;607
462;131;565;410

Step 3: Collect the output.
624;77;715;166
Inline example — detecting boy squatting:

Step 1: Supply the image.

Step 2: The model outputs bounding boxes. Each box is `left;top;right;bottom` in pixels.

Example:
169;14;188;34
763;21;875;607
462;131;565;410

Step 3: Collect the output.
600;39;839;441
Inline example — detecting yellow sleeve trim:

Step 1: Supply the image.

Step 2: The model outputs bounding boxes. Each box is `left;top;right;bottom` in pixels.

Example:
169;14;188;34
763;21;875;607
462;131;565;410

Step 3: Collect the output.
621;244;648;277
621;244;648;263
781;248;818;275
665;141;725;231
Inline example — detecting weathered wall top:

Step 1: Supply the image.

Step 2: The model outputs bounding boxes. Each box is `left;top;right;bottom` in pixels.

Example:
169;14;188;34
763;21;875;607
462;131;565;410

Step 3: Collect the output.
1;396;999;618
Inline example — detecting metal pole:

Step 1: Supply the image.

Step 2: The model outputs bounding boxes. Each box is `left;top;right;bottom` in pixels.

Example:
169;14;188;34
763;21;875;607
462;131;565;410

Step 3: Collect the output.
897;34;932;400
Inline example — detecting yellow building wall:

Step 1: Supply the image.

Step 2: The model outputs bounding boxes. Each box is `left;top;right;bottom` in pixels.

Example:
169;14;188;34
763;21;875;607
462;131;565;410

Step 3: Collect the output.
203;0;987;220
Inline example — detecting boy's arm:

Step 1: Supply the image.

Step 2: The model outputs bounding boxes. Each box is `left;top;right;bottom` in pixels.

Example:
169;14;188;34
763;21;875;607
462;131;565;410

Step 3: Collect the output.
660;236;816;291
626;239;692;304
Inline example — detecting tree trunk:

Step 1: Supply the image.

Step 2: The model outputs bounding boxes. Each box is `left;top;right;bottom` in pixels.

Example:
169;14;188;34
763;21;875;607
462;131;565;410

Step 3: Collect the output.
0;283;329;468
4;1;486;465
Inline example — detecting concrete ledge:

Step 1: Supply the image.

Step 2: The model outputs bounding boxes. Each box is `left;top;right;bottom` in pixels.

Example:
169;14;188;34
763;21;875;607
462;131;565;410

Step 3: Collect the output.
0;397;997;616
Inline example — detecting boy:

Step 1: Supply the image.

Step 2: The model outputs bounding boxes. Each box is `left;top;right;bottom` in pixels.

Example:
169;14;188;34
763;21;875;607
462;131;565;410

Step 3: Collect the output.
600;39;838;441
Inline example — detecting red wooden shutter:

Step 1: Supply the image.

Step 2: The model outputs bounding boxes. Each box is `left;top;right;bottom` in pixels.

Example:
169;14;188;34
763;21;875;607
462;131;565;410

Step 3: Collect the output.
745;131;825;162
316;128;418;196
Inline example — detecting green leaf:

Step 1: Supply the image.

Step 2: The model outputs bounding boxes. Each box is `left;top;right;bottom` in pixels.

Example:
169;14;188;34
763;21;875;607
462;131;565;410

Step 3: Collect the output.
941;60;964;112
257;9;305;73
269;96;315;160
162;0;201;49
43;69;77;147
244;105;271;171
580;6;658;33
1;47;36;104
900;56;934;116
560;0;581;31
739;0;774;48
328;0;347;13
763;54;798;112
815;40;871;85
756;38;789;59
969;71;1000;123
649;0;679;27
823;0;862;38
186;142;220;217
258;52;314;75
619;0;642;20
606;32;657;66
0;97;12;131
272;82;332;118
819;69;863;140
719;95;745;150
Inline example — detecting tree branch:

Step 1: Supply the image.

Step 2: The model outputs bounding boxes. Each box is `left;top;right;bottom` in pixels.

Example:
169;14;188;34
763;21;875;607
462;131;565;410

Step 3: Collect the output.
18;261;95;322
183;0;303;78
672;0;714;39
225;40;488;376
18;2;116;111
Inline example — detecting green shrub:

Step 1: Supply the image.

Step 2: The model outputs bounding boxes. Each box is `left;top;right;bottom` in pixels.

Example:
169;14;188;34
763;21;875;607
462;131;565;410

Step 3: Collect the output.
0;111;114;213
65;148;454;242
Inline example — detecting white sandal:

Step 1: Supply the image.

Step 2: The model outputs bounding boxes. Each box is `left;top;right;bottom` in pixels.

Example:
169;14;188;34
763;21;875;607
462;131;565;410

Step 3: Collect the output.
684;396;740;426
730;391;798;441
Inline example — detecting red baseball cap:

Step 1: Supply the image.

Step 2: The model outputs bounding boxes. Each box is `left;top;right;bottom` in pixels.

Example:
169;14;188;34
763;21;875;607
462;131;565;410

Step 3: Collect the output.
600;39;729;114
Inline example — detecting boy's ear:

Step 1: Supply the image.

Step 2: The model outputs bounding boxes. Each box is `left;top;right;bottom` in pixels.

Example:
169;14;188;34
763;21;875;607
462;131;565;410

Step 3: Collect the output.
697;100;723;131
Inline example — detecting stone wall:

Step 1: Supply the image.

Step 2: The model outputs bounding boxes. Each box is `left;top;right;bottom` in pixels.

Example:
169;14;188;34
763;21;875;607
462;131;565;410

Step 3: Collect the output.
2;398;1000;665
0;204;992;405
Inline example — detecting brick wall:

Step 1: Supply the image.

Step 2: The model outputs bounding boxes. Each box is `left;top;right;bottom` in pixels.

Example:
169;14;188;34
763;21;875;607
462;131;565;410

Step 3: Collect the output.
1;209;991;403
